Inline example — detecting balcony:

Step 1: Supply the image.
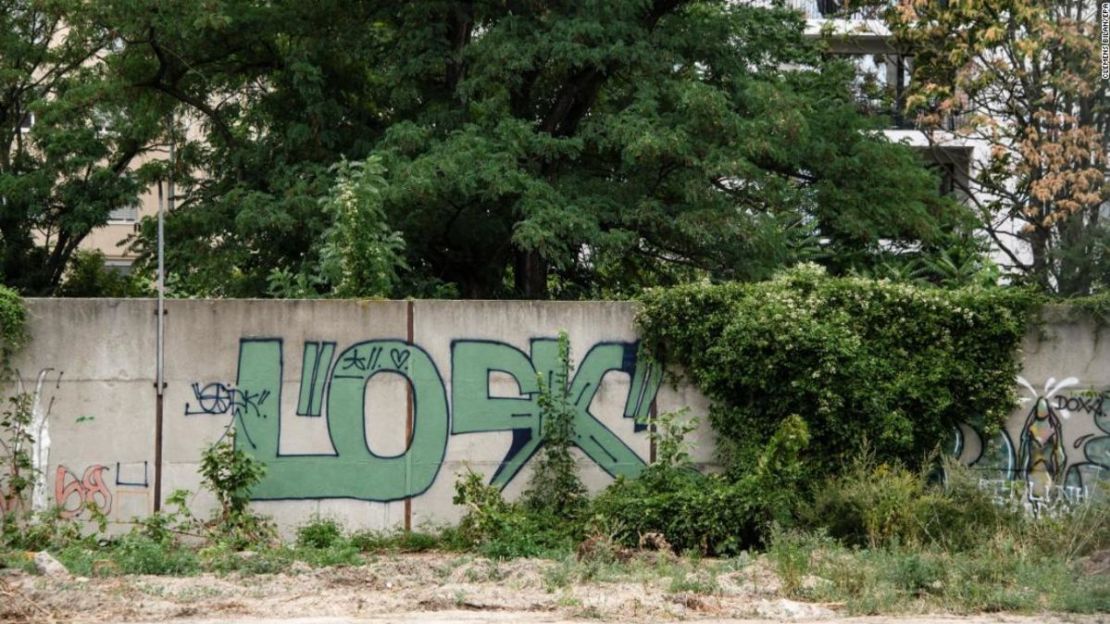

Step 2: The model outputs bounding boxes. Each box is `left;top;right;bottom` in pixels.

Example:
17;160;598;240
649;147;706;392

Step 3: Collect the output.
781;0;893;20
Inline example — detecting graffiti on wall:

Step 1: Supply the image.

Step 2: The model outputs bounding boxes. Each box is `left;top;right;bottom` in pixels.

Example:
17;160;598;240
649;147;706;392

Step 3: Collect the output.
51;462;150;519
956;376;1110;513
188;336;662;502
0;368;62;515
185;382;271;419
55;465;112;518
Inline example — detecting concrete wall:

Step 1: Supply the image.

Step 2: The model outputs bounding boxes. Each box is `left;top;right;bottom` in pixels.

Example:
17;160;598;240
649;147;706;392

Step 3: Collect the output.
954;306;1110;511
4;299;1107;532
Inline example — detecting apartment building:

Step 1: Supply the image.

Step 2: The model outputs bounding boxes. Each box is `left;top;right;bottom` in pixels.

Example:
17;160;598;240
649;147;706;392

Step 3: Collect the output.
786;0;975;195
785;0;1037;271
73;119;202;271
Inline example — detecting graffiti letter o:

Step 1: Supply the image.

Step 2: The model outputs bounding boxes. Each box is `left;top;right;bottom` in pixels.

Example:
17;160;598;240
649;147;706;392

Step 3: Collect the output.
326;340;449;500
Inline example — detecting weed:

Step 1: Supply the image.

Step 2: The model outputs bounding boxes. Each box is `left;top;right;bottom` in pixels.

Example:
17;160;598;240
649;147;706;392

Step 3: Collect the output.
667;570;719;595
296;517;344;549
523;331;587;518
110;534;200;575
199;430;275;549
543;558;574;592
767;526;833;597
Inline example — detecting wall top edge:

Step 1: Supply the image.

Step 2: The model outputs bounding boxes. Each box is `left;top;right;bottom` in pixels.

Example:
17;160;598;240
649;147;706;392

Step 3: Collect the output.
22;297;643;305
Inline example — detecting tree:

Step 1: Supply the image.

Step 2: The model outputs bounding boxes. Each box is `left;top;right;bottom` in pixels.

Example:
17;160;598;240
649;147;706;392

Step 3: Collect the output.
266;155;406;298
0;0;164;294
116;0;972;299
884;0;1109;295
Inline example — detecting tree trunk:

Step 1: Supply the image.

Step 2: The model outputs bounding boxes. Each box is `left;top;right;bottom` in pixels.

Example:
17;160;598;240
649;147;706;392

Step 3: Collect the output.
514;248;547;299
1029;223;1051;293
1056;205;1098;296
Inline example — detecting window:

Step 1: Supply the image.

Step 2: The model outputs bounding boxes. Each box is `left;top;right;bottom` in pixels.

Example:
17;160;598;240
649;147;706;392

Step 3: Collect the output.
817;0;842;16
931;162;958;196
794;0;891;19
108;205;138;222
924;149;972;200
836;53;913;127
18;112;34;132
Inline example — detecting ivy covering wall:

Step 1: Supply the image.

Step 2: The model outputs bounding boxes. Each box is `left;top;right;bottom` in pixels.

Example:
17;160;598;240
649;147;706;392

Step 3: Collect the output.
637;264;1038;476
0;286;25;370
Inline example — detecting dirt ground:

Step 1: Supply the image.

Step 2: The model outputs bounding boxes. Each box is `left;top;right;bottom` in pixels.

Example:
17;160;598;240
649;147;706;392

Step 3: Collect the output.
1;553;1106;624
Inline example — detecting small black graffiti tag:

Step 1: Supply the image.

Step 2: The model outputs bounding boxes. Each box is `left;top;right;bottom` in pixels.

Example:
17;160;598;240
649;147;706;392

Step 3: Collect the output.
185;382;270;418
1054;392;1108;417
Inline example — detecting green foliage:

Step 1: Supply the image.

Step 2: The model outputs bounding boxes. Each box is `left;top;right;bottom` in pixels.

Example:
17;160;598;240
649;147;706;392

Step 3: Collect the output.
0;2;164;295
591;415;810;555
451;331;594;559
806;455;1021;551
651;408;698;470
0;393;33;522
766;527;834;596
523;332;587;517
347;528;443;553
201;431;266;520
0;286;26;369
784;508;1110;614
56;251;150;298
296;517;344;549
114;0;970;299
104;534;200;576
1;507;83;552
783;452;1110;612
638;264;1037;476
1067;291;1110;326
452;469;578;559
198;431;275;549
267;156;407;298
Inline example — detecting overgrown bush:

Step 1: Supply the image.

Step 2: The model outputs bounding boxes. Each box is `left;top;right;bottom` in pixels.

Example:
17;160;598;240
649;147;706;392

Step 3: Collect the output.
592;414;810;555
637;264;1037;476
56;251;150;297
107;533;201;575
782;515;1110;614
452;469;579;558
0;285;25;370
450;331;594;559
806;454;1021;550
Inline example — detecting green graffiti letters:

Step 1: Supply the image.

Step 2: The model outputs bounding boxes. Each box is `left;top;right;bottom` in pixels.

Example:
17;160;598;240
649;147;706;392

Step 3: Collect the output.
452;339;661;487
235;339;449;501
228;336;662;501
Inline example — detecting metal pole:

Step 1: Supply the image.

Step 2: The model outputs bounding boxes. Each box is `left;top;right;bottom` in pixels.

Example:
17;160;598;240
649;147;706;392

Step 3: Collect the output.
154;176;164;512
159;114;173;394
157;181;165;395
153;116;173;511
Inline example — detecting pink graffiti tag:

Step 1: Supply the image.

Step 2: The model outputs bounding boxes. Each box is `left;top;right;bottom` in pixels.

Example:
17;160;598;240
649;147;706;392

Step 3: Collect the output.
55;465;112;518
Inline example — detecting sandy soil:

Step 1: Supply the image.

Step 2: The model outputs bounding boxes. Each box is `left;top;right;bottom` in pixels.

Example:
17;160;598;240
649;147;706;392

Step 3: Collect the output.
1;553;1106;624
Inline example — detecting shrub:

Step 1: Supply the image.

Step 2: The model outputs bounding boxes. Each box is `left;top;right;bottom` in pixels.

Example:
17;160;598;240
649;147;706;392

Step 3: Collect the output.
199;431;275;548
297;517;345;549
637;264;1037;476
56;250;150;297
452;469;579;558
0;285;26;370
591;415;810;555
807;454;1021;550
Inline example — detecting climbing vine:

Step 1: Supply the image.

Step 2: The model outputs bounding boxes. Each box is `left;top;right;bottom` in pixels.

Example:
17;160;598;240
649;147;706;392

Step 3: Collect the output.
637;264;1039;476
0;286;26;374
